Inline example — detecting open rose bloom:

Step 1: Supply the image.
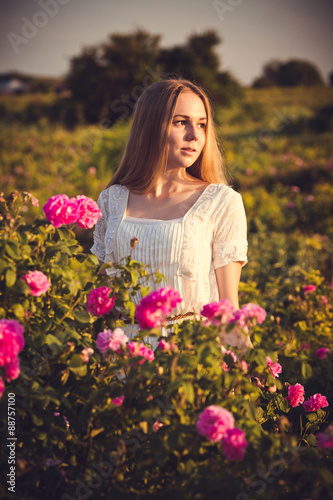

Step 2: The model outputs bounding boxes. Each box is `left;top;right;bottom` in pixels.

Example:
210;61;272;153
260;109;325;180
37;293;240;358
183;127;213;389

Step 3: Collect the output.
21;270;51;297
221;428;248;461
96;328;129;353
0;319;25;367
43;194;101;229
196;405;235;443
201;300;234;326
0;319;25;395
136;286;182;329
285;383;305;407
303;393;329;412
76;195;102;228
43;194;79;228
127;341;155;364
86;287;116;316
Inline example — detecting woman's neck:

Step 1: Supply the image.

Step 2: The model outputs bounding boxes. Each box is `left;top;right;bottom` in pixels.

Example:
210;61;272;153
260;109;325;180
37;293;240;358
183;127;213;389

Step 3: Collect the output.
147;169;200;197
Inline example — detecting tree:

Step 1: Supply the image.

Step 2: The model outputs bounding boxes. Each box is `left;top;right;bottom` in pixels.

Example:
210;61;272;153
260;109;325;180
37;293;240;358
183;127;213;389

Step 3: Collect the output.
158;30;243;105
65;29;243;125
252;59;325;87
65;29;161;124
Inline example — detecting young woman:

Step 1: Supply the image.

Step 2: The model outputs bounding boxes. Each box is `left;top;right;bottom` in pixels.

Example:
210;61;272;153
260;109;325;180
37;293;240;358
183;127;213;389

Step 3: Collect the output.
91;78;251;350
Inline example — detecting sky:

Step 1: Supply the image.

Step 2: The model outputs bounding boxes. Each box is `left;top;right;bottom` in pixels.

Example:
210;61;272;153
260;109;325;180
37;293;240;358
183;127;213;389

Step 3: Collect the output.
0;0;333;86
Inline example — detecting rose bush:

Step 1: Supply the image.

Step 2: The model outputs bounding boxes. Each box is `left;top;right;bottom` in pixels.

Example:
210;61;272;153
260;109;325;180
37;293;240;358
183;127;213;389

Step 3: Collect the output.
0;191;333;500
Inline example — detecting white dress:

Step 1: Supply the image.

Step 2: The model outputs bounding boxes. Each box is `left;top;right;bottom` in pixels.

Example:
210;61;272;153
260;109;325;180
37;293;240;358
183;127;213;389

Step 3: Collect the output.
90;183;249;349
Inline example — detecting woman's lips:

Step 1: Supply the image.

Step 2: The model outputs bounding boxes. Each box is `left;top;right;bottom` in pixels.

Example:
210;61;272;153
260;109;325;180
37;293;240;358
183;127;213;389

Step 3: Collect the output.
181;148;196;155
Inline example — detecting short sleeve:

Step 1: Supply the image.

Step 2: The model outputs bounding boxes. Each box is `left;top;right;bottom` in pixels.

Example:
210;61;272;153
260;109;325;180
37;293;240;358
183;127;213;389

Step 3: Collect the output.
212;190;248;269
90;192;106;262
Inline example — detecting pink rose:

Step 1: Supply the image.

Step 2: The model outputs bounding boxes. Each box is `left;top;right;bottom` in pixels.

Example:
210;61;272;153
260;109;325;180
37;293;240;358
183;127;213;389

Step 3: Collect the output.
0;377;4;399
0;319;25;367
239;360;248;372
152;420;164;432
303;285;316;296
158;339;178;352
303;394;329;412
76;195;102;229
111;395;124;407
96;328;129;353
266;356;282;378
291;185;300;193
4;357;20;381
43;194;79;228
221;428;248;461
80;347;94;363
288;202;295;209
127;341;155;364
285;383;305;407
321;296;328;305
196;405;235;442
231;303;266;328
316;348;331;360
136;286;182;329
158;339;170;350
86;287;116;316
317;425;333;448
201;300;234;326
21;270;51;297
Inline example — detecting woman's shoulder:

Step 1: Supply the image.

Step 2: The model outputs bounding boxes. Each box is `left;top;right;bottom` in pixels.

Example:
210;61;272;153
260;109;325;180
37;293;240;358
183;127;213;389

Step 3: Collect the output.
99;184;128;201
206;182;241;201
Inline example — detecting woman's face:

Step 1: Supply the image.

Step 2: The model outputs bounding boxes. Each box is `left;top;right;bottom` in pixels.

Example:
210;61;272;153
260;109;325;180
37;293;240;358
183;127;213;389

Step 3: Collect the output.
166;91;207;172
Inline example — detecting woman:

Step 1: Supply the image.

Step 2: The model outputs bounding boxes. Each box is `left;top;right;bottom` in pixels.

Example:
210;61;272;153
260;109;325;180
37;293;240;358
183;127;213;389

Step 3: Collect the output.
91;78;251;350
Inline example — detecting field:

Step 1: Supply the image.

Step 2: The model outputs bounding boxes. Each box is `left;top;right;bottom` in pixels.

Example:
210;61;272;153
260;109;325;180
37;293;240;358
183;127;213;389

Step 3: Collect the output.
1;87;333;499
1;86;333;289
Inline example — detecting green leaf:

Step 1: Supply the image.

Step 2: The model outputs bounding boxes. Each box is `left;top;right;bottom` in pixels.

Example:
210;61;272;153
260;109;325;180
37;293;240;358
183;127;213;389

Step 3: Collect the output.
33;333;47;349
306;434;317;446
45;334;63;354
6;267;17;287
73;309;90;323
69;354;84;368
68;364;87;377
306;412;318;423
5;241;21;260
91;428;105;439
12;303;25;321
181;382;194;404
301;362;313;380
32;414;44;427
255;406;265;423
140;286;151;298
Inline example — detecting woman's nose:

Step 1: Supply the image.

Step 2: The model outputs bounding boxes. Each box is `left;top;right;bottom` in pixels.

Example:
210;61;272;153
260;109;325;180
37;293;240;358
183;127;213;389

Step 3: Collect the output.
185;124;199;141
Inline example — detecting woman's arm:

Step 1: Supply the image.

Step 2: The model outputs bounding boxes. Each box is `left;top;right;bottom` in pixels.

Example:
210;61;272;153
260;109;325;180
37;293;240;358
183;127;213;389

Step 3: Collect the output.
214;261;243;310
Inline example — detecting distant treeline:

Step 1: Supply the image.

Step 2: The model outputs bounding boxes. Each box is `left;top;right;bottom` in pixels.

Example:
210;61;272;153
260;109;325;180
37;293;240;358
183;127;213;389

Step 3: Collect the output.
1;29;332;129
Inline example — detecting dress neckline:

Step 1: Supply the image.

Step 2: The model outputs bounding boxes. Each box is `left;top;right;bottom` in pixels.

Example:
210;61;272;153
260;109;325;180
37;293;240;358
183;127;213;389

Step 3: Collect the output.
123;183;216;222
124;215;183;223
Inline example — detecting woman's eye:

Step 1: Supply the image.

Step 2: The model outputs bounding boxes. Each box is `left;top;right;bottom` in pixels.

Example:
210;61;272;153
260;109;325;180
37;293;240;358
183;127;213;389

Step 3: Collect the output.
198;123;206;129
175;120;186;125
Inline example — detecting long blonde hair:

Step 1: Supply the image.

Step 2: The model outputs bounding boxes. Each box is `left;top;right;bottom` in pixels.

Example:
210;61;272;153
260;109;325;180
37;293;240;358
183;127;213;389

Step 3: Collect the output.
108;78;227;192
